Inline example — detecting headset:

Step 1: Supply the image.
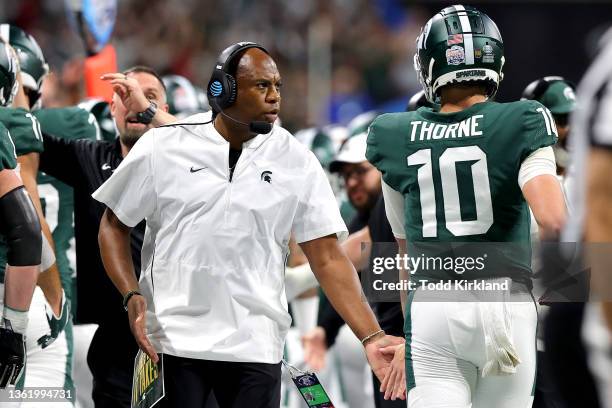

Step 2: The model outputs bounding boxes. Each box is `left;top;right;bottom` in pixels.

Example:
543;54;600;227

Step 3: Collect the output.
207;42;269;111
521;76;576;101
161;42;273;134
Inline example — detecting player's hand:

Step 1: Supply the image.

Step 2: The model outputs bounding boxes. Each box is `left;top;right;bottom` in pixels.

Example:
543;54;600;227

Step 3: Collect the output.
101;73;150;113
37;291;70;349
0;327;25;388
364;334;404;385
127;294;158;363
301;326;328;371
380;342;407;400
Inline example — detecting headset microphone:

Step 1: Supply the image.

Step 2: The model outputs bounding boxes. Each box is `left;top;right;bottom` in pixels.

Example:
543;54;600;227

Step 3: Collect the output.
218;110;273;134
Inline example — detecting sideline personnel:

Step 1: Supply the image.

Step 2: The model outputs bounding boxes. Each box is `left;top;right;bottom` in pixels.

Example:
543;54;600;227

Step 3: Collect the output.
95;42;402;408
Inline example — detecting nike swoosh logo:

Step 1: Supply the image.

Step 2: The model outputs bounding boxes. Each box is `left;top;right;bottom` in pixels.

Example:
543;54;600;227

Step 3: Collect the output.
190;166;207;173
101;163;112;171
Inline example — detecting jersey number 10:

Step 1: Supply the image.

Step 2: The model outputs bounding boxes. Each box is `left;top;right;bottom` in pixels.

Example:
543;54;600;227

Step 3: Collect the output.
408;146;493;238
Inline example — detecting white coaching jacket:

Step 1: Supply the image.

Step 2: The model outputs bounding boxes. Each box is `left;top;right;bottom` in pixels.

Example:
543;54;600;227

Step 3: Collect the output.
93;113;347;363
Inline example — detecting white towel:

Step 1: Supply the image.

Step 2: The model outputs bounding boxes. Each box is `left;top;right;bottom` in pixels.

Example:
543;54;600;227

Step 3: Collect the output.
480;301;521;377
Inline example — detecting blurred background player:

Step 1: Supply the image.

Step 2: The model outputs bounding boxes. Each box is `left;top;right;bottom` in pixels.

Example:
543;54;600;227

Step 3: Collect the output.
521;75;588;408
522;76;576;176
162;74;209;119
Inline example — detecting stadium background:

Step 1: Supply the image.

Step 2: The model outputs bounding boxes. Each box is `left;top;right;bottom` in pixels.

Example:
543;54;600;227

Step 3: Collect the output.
2;0;611;132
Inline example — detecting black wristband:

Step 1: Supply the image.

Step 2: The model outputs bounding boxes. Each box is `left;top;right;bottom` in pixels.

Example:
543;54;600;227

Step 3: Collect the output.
123;290;142;311
136;101;157;125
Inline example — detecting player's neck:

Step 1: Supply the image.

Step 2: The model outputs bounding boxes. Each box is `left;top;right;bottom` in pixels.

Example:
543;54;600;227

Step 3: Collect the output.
439;87;488;113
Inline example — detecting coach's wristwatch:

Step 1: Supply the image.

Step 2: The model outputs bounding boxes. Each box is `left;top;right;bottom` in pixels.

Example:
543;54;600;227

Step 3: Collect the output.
123;290;143;311
136;101;157;125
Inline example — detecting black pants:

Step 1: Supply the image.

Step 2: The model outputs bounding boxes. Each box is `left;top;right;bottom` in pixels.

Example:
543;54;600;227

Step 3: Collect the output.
159;355;281;408
544;302;601;408
371;372;408;408
88;322;138;408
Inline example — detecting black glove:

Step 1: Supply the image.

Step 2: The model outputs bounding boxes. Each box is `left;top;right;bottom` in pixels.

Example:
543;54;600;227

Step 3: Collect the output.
0;326;25;388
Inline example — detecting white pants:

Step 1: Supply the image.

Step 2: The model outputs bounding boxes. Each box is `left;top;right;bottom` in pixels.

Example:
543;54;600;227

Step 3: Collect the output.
406;289;537;408
0;286;72;407
72;324;97;408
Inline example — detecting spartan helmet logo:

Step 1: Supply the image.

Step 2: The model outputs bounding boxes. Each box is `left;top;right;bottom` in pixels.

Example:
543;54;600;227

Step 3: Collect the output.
260;171;272;183
563;86;576;101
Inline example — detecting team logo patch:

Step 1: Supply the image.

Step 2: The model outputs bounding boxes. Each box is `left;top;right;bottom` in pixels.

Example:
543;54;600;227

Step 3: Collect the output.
482;44;495;63
563;86;576;101
260;170;272;183
447;34;463;45
446;45;465;65
474;49;482;59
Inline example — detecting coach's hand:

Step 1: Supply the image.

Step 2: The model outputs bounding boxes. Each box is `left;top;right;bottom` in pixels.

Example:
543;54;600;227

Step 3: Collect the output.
0;327;25;388
380;342;407;400
364;334;404;385
127;294;158;363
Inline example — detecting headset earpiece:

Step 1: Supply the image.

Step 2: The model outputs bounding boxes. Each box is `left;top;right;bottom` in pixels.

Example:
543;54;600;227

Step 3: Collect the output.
207;42;269;111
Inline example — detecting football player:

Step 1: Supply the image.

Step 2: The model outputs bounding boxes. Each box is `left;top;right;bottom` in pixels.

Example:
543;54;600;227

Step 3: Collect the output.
1;24;99;405
522;76;576;175
0;38;41;391
521;76;577;408
162;74;210;119
366;5;567;407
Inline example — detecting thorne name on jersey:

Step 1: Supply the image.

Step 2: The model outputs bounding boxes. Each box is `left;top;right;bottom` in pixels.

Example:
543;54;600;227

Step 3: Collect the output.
409;115;483;142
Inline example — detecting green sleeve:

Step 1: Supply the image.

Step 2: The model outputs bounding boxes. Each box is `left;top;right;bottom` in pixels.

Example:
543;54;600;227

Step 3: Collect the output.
520;100;558;161
34;107;99;141
0;125;17;170
366;113;410;192
0;108;44;156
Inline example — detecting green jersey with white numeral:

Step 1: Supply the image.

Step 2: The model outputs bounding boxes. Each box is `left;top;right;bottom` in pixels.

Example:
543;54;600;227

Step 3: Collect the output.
0;108;43;279
0;122;17;171
33;107;99;305
366;100;557;282
0;107;44;156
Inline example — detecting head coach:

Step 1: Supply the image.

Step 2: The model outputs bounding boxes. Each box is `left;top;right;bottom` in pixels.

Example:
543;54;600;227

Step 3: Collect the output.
93;42;403;407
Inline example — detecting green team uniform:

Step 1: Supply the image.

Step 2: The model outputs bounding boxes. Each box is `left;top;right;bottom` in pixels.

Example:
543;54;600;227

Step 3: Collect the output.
0;108;43;278
366;100;557;283
0;107;43;156
0;122;17;170
34;107;99;305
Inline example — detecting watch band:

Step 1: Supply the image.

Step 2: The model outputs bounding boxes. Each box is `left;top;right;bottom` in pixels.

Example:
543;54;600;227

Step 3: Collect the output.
123;290;142;311
136;101;157;125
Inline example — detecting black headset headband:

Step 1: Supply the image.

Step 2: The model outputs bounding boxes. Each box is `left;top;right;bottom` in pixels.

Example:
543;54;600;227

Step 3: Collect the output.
216;42;269;74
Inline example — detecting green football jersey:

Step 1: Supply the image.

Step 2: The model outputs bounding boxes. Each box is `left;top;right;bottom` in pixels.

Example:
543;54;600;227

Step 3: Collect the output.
0;107;43;156
0;109;43;278
34;107;99;305
366;100;557;282
0;122;17;171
